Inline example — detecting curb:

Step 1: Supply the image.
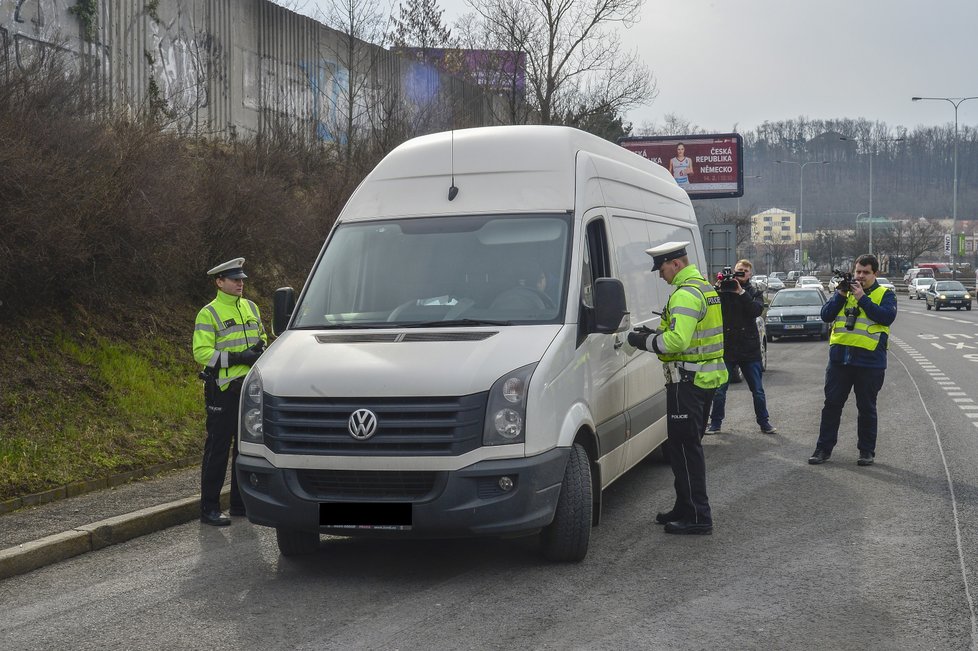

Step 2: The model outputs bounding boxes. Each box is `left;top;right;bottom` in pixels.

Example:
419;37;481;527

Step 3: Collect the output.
0;456;198;516
0;489;229;581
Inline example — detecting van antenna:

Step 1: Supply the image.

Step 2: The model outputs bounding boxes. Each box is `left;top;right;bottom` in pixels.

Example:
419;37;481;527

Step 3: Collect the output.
448;129;459;201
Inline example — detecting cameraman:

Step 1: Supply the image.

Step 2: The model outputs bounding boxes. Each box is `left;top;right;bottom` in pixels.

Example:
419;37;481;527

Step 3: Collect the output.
808;254;897;467
707;259;777;435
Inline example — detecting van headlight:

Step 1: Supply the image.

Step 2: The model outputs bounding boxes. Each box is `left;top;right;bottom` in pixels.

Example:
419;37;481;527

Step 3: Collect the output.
484;363;536;446
240;367;264;444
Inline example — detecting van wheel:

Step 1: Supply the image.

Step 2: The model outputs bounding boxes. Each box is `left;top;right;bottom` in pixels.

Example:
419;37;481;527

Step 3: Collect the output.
541;443;592;562
276;527;320;556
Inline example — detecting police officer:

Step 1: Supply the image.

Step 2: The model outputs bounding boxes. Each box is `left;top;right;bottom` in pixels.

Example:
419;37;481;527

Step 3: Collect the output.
808;254;897;466
192;258;268;526
628;242;727;535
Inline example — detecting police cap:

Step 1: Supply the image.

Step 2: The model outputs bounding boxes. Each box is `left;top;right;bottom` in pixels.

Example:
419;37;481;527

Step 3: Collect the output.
207;257;248;279
645;241;689;271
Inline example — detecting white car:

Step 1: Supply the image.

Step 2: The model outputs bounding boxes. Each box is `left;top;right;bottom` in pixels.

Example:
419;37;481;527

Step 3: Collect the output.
752;275;769;292
796;276;823;290
908;277;936;299
877;277;896;292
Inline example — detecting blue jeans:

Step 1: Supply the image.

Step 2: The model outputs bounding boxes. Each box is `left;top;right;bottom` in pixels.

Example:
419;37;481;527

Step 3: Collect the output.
709;360;770;426
816;363;886;454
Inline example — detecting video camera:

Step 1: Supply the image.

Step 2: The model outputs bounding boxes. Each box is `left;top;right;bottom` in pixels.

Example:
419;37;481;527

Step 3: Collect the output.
832;268;854;293
717;266;746;292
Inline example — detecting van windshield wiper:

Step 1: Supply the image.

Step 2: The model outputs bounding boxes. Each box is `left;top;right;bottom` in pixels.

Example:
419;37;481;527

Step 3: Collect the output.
397;318;513;328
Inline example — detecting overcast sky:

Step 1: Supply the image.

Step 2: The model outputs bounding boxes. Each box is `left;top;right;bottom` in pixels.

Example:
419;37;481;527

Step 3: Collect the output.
300;0;978;133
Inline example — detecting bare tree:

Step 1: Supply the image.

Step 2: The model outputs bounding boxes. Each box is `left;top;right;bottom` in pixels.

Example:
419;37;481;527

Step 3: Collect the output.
454;2;534;125
467;0;656;126
315;0;391;167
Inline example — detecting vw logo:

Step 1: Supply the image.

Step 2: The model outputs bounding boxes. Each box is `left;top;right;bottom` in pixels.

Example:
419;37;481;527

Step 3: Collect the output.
348;409;379;440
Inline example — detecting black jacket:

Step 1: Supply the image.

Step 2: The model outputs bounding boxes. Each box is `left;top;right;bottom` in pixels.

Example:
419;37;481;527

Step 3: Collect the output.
717;281;765;362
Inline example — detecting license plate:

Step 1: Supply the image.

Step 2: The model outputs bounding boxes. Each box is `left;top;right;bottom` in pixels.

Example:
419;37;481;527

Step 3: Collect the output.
784;324;803;330
320;502;412;530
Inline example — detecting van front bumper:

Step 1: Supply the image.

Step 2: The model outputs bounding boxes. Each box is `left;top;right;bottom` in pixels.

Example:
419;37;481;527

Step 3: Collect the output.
236;448;570;537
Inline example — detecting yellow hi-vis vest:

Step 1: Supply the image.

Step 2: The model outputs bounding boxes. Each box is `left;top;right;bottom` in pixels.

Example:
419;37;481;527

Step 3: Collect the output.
655;265;728;389
193;290;268;390
830;285;890;351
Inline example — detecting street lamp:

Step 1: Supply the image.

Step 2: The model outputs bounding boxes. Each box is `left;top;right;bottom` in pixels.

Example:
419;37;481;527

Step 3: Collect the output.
839;136;905;256
855;211;868;236
775;159;830;271
738;174;762;215
912;95;978;278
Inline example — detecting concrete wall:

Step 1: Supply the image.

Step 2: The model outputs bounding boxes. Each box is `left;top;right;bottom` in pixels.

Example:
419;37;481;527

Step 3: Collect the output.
0;0;501;141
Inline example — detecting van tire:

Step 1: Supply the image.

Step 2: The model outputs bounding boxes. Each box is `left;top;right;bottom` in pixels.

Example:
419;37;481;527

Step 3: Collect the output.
276;527;319;556
541;443;592;562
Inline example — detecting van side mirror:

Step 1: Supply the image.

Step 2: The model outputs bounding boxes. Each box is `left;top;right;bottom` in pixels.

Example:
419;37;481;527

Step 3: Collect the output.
593;278;628;333
273;287;295;336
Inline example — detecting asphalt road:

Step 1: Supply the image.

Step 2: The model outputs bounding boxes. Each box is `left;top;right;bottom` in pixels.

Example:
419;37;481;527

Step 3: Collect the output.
3;294;978;650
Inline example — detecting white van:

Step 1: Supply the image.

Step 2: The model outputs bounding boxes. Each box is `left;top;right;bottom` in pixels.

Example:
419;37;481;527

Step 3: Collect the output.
237;126;707;561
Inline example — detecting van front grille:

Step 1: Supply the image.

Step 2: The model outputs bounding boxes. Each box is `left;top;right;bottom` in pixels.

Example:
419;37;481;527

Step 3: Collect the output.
262;392;487;456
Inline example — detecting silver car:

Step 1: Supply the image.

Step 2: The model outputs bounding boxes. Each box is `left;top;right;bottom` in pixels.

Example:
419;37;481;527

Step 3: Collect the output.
908;277;935;299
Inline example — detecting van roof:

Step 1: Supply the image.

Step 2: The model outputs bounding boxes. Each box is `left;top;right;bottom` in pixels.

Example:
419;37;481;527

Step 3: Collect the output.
339;126;688;222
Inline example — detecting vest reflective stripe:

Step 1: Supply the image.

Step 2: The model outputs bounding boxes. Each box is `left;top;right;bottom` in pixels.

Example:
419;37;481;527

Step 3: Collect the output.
657;266;727;389
193;293;267;392
830;285;890;350
676;359;728;374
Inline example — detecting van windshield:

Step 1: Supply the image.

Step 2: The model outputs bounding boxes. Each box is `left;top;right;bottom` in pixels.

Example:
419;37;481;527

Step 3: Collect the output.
292;214;572;328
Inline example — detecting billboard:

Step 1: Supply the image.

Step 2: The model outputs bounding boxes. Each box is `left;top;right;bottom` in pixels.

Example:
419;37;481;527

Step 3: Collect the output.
618;133;744;199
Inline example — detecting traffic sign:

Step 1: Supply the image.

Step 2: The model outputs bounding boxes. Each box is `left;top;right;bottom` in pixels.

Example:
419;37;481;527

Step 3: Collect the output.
794;249;800;264
945;234;952;256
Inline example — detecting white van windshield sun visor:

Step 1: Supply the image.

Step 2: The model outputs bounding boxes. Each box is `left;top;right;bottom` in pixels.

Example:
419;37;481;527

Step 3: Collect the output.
292;214;572;329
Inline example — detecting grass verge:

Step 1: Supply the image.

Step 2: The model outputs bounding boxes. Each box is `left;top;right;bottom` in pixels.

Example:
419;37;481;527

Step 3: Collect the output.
0;314;204;500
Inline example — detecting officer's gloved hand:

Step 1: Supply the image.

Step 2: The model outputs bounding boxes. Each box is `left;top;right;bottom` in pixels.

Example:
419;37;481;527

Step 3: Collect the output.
228;344;261;367
627;329;650;351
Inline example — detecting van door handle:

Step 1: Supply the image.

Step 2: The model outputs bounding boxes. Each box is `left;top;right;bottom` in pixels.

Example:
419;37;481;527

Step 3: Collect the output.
613;337;624;350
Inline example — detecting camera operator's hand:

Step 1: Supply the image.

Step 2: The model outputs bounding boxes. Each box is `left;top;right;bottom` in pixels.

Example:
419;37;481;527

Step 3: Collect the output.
851;279;866;301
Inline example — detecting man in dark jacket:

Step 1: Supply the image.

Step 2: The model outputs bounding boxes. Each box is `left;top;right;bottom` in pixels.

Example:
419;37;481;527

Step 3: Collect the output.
707;259;776;434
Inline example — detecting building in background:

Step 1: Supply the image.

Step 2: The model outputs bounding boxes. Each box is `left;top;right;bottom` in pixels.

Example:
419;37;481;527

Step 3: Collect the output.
751;208;797;245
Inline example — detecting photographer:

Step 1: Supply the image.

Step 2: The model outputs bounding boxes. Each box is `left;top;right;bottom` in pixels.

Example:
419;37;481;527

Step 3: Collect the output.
808;254;897;467
707;259;777;435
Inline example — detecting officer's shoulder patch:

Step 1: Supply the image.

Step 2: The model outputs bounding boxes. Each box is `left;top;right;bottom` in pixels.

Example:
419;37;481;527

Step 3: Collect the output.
707;296;721;305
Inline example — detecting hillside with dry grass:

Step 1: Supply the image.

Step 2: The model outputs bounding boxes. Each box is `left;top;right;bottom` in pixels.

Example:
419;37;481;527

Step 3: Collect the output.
0;55;380;500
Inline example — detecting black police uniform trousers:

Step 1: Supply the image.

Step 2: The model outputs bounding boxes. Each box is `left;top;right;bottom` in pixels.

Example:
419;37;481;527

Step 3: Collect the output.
201;379;244;514
665;377;715;525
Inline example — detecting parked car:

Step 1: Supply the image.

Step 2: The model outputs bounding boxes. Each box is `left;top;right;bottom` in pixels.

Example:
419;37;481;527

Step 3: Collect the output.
908;277;936;299
877;277;896;292
765;276;785;291
765;288;829;341
925;280;973;311
796;276;823;290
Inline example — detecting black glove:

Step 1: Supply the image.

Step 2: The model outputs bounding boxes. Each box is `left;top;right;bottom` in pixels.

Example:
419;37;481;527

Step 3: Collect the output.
627;329;650;351
228;340;264;367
